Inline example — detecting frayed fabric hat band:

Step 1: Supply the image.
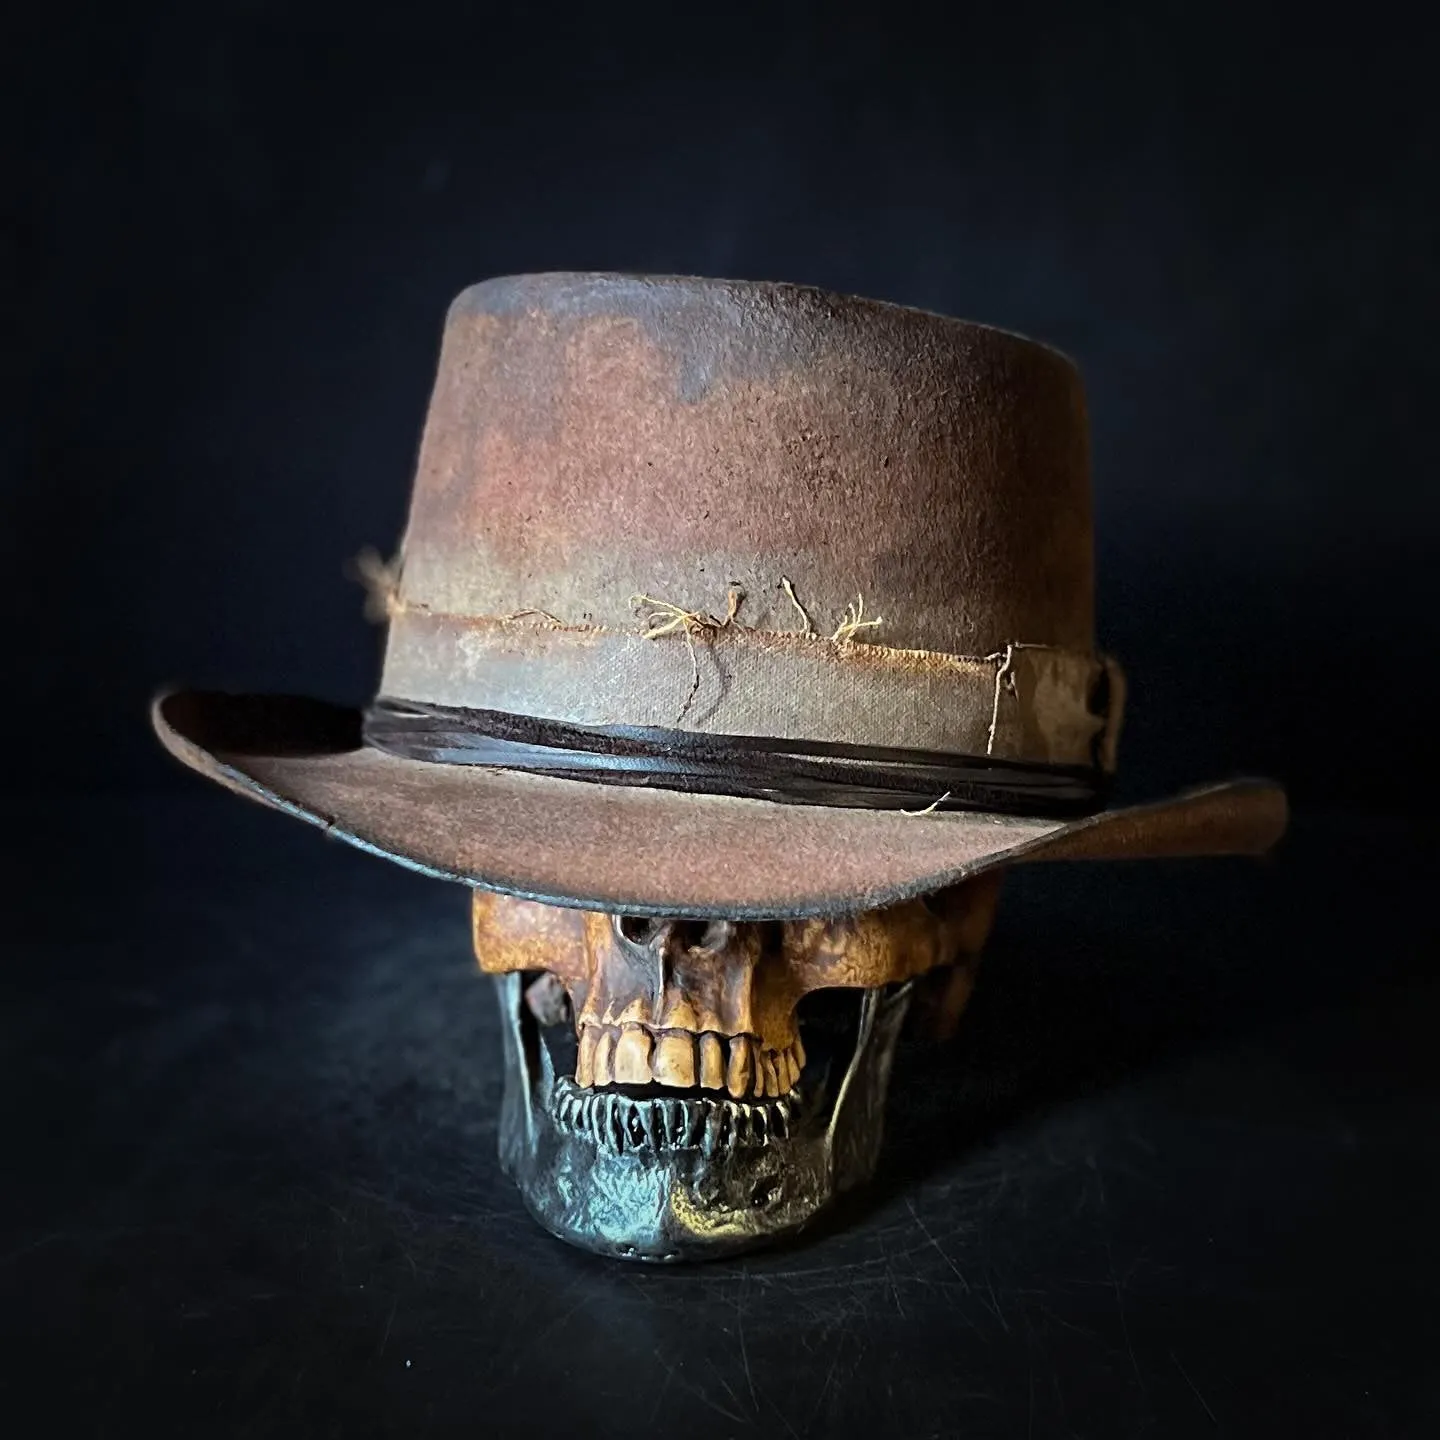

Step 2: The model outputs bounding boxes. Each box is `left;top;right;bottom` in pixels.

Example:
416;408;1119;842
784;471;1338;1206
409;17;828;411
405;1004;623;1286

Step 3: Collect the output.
379;611;1126;773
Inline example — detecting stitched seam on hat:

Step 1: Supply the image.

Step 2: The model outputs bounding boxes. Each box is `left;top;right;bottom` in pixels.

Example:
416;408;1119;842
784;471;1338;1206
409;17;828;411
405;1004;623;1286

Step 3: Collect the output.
388;606;1091;673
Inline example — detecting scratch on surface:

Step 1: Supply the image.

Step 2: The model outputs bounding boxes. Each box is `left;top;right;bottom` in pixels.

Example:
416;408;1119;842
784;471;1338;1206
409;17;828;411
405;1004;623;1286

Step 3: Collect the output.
377;1295;397;1358
1171;1350;1218;1426
696;1387;747;1427
649;1349;677;1423
905;1198;971;1294
805;1344;845;1435
887;1262;907;1319
737;1268;759;1410
520;1285;589;1355
0;1232;64;1266
1107;1242;1145;1391
984;1272;1012;1334
1034;1302;1103;1343
710;1370;750;1427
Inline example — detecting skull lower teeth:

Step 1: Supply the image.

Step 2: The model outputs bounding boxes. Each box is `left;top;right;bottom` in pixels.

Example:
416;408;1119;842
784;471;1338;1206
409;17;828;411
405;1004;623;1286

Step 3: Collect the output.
550;1076;797;1155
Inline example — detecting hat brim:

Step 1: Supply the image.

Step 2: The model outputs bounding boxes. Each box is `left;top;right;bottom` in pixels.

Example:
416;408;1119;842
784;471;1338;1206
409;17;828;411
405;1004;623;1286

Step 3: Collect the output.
152;691;1288;920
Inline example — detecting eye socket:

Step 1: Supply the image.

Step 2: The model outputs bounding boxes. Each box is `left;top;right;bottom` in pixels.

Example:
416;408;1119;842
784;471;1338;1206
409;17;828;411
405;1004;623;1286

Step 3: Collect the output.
613;915;736;952
616;914;665;946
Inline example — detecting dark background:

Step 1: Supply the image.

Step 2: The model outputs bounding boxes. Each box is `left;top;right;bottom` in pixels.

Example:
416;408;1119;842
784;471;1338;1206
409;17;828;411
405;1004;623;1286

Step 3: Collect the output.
4;3;1437;1436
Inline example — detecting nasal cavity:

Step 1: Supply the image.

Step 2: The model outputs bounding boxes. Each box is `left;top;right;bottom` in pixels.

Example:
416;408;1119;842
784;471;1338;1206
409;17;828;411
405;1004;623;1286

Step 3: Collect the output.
614;915;733;953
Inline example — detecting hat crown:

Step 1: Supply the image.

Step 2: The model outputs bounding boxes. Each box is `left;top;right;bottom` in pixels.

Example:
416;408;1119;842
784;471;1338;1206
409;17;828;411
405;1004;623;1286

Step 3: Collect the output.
392;272;1094;657
152;276;1286;924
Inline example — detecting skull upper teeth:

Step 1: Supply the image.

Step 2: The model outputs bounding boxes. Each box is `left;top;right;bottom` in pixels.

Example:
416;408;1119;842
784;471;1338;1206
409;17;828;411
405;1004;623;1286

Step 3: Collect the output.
575;1023;804;1099
550;1076;799;1155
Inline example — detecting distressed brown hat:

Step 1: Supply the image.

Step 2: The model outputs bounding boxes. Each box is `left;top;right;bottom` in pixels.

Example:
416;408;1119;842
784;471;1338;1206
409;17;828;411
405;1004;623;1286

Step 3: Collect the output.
153;272;1286;917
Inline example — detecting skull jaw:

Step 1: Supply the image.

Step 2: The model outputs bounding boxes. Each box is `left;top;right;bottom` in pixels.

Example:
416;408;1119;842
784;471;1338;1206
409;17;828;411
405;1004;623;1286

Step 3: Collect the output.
491;972;912;1262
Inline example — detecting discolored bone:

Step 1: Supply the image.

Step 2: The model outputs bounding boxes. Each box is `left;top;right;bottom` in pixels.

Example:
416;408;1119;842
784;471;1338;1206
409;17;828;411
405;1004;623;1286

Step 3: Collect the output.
523;971;571;1027
699;1032;725;1090
474;875;1003;1261
725;1035;753;1099
472;878;1001;1062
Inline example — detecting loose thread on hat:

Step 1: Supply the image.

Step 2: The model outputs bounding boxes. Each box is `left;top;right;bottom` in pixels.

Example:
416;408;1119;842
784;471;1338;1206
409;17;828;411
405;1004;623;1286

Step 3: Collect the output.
348;546;403;623
902;791;952;817
831;593;883;643
986;643;1017;756
502;607;566;625
781;577;814;636
631;588;745;720
632;588;744;639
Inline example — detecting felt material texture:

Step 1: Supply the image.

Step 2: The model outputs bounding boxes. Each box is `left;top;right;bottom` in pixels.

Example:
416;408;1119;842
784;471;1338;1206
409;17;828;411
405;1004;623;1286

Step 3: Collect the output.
393;274;1095;659
151;275;1285;907
153;691;1287;918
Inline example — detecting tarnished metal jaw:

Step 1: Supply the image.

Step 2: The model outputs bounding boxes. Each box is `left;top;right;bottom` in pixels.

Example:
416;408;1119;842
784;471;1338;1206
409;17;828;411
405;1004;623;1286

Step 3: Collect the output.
492;970;912;1262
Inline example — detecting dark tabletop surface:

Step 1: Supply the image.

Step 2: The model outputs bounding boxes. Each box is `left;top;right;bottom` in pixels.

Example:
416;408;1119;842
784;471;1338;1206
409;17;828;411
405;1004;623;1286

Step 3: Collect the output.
1;793;1434;1438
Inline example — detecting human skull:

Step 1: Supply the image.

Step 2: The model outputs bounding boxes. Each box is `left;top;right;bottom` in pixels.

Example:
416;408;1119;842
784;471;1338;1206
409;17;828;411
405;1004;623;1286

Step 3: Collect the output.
472;873;1002;1261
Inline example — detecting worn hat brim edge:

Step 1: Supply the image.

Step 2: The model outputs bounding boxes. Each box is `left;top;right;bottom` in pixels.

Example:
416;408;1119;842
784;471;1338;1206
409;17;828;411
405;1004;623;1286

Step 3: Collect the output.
152;690;1289;919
